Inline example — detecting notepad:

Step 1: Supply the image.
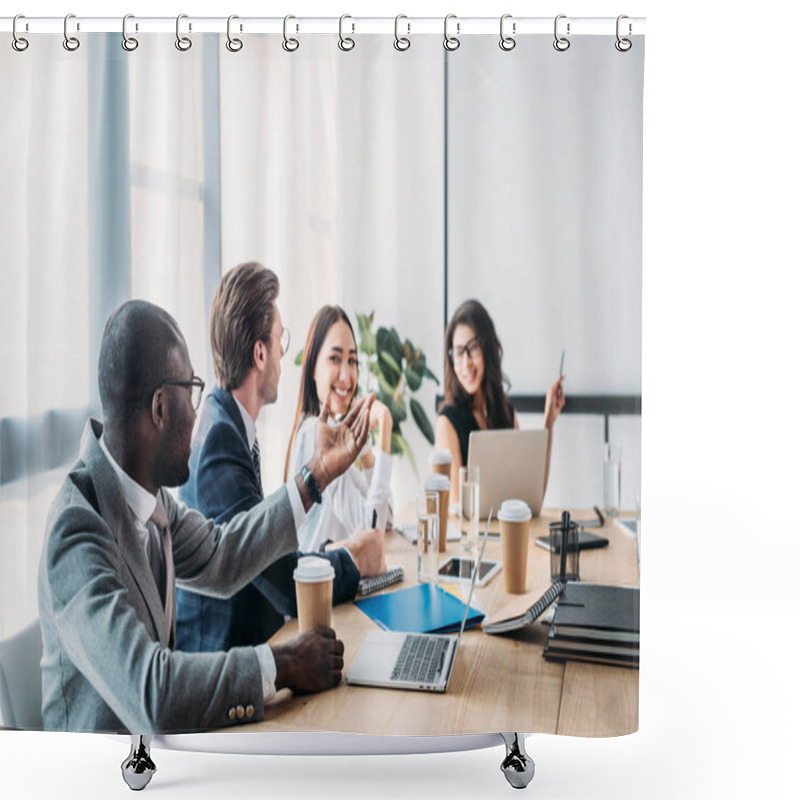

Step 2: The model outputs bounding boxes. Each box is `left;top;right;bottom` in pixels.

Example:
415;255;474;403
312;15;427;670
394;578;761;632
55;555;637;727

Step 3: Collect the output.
357;566;404;596
354;582;484;634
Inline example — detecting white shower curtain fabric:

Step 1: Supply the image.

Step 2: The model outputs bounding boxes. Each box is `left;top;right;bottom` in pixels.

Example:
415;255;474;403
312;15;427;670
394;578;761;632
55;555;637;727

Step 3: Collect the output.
0;30;643;736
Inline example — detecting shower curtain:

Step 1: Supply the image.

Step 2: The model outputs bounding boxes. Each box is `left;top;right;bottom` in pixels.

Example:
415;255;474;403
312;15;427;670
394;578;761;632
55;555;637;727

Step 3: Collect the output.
1;17;644;745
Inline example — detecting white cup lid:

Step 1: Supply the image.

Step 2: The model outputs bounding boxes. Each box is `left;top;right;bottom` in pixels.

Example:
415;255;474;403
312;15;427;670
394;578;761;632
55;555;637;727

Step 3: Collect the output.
430;448;452;465
498;499;532;522
425;473;451;491
293;556;335;583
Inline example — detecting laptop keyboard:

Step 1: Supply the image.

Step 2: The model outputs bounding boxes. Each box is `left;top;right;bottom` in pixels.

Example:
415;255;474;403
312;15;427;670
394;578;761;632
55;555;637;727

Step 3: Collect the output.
391;635;449;684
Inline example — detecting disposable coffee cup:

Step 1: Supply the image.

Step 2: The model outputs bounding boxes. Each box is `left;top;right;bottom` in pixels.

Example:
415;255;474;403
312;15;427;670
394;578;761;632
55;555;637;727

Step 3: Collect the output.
430;449;452;477
293;556;335;631
498;499;532;594
425;473;451;553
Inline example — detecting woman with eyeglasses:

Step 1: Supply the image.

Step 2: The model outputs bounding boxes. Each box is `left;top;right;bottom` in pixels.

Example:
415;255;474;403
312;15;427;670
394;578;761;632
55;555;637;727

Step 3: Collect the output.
285;305;394;552
435;299;565;502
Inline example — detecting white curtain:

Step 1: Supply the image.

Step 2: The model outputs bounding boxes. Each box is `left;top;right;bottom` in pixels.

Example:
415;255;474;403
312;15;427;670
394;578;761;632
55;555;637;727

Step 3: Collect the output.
217;35;445;495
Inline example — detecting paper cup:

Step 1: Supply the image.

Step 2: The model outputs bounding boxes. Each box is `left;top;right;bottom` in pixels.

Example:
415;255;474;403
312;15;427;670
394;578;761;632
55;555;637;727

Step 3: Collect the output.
293;556;335;631
498;500;532;594
425;473;451;553
429;449;453;477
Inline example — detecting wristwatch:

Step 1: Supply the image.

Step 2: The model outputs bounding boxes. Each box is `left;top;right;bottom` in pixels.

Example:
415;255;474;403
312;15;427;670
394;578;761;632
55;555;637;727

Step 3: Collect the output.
300;464;323;505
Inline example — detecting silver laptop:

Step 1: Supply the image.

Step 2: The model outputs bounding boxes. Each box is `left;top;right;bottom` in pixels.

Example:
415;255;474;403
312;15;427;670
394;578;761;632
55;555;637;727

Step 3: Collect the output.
468;428;548;519
346;512;492;693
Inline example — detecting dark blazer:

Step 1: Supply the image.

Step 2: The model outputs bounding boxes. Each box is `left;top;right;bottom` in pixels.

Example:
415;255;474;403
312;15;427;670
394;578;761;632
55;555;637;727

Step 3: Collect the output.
176;387;359;652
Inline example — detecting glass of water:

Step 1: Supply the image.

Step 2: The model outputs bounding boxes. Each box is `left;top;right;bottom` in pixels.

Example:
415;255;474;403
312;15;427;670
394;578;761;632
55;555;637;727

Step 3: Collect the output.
416;491;439;583
603;444;621;518
459;466;480;554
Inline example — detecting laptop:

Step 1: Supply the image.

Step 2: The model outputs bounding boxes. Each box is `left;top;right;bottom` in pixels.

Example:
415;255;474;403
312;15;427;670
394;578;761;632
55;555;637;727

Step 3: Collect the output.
346;511;492;693
467;428;548;519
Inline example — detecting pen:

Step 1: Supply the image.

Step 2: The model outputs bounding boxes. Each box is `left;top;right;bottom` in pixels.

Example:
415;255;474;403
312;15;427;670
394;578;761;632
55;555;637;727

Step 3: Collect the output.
559;510;570;582
559;348;565;378
371;509;378;529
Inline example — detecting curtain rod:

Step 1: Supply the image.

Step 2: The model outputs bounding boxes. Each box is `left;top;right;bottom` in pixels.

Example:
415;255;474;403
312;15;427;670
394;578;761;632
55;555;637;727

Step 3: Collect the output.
2;16;646;36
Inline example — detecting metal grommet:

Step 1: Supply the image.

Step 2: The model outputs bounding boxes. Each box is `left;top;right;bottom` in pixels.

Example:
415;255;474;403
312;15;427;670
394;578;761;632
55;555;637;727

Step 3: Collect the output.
615;15;632;52
443;14;460;51
175;14;192;51
394;14;410;51
338;14;355;51
63;14;80;51
282;15;299;52
122;14;138;51
499;14;515;51
226;15;243;52
12;15;29;52
553;14;570;51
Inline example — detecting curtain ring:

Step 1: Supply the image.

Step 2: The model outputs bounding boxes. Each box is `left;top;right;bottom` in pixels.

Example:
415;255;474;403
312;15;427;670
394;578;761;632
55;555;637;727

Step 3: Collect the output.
282;15;299;52
615;15;632;52
338;14;355;51
12;15;29;52
443;14;460;51
499;14;515;51
122;14;139;51
553;14;570;51
63;14;80;51
175;14;192;51
394;14;410;51
226;15;243;52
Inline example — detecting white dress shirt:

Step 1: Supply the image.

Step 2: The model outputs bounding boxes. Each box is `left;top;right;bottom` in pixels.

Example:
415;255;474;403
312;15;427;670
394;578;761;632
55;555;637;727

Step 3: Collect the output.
289;415;394;552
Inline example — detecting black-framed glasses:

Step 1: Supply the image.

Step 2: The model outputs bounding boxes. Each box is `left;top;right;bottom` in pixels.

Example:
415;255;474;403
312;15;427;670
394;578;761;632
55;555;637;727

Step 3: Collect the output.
155;376;205;410
449;338;482;364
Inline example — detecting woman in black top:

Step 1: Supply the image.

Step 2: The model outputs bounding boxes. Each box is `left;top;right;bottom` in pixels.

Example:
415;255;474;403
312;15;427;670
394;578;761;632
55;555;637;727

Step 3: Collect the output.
435;299;565;501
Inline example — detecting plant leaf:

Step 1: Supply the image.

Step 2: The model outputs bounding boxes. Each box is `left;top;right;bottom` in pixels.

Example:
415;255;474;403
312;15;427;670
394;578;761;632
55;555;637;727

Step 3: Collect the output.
378;391;407;424
378;350;402;384
410;397;435;444
404;365;422;392
294;348;304;366
421;364;440;385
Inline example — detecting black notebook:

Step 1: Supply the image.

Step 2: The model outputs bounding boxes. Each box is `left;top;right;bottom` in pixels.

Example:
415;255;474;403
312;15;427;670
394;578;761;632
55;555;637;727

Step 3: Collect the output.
544;582;640;669
549;582;639;633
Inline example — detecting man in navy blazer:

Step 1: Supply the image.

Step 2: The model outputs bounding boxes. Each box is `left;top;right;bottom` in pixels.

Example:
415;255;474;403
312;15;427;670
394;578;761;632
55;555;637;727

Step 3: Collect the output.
176;263;385;652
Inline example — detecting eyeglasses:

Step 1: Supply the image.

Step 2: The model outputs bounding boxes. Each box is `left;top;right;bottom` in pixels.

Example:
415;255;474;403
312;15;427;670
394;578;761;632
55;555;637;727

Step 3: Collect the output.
155;376;206;410
280;326;291;359
449;338;482;364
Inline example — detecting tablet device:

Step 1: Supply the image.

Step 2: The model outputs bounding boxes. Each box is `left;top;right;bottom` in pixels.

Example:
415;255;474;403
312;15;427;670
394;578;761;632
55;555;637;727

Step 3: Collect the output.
438;556;501;587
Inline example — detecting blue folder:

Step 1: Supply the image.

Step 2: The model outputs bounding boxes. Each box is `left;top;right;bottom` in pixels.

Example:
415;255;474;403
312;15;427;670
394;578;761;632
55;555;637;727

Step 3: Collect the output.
354;582;485;634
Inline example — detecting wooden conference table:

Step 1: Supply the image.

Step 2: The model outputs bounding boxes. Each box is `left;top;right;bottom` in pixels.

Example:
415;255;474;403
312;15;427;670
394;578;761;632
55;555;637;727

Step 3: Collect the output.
230;509;639;738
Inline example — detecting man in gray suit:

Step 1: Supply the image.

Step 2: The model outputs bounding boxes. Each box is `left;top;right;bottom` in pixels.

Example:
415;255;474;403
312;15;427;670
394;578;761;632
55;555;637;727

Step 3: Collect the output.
38;299;376;733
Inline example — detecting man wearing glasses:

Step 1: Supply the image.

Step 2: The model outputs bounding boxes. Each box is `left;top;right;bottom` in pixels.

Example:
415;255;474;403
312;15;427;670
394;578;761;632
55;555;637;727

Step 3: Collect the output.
176;262;385;653
38;296;376;734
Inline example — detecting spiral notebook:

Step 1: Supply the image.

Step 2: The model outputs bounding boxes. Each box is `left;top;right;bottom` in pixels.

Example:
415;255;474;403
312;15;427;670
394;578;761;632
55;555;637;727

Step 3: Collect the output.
357;566;404;596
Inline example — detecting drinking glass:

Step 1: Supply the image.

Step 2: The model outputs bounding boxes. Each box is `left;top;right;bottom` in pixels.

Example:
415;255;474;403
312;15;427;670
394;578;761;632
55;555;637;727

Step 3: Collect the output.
459;466;480;554
603;444;621;518
416;491;439;582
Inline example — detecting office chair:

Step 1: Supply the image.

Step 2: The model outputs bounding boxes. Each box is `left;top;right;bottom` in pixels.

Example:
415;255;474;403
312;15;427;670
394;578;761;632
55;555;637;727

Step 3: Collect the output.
0;618;43;729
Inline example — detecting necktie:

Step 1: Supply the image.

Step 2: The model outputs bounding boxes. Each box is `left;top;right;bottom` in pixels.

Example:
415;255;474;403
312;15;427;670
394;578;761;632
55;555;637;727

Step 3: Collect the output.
148;496;174;646
251;437;262;490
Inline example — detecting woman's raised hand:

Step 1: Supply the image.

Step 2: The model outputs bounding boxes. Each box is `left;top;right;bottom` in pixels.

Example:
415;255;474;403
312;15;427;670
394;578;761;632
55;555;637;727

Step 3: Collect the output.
544;375;566;429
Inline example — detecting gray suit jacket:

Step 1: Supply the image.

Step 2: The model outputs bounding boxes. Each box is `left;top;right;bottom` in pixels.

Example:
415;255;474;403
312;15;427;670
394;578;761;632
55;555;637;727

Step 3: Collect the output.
38;419;297;733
